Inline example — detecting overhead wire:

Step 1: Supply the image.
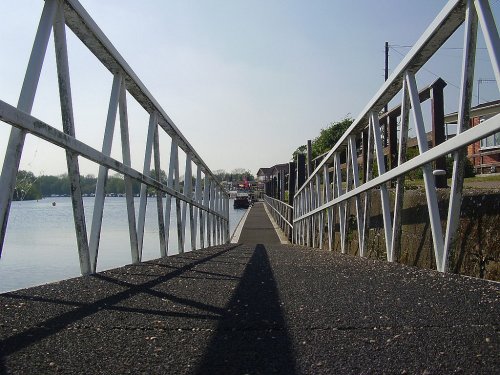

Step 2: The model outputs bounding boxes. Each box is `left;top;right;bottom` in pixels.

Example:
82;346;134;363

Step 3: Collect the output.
388;46;462;90
388;45;495;104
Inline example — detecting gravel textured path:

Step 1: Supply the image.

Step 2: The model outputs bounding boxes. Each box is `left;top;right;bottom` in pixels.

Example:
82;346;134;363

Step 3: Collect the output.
0;203;498;374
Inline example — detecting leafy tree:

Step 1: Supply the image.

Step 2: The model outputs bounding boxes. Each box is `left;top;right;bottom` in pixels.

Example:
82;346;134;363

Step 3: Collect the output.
80;174;97;195
311;117;353;158
14;170;41;201
292;145;307;161
291;117;353;161
106;174;125;194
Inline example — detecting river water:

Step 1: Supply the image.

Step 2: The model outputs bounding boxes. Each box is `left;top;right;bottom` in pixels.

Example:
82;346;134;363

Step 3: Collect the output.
0;197;246;293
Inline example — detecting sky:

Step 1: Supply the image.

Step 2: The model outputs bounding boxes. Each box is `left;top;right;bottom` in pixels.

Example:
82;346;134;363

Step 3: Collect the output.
0;0;498;178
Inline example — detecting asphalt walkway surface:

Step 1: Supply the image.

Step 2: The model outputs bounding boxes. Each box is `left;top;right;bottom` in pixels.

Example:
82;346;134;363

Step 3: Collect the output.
0;203;498;374
237;202;281;245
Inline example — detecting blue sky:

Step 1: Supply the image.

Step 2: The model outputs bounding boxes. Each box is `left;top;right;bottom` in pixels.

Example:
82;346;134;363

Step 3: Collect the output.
0;0;498;177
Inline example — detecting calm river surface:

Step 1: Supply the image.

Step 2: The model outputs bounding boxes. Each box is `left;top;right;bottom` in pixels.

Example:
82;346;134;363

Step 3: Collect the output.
0;197;246;293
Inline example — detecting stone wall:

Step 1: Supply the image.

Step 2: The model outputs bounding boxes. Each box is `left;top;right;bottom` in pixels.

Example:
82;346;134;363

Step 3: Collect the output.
315;188;500;281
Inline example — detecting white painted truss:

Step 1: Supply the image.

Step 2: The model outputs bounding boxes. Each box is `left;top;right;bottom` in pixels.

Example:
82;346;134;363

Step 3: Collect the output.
0;0;229;275
293;0;500;272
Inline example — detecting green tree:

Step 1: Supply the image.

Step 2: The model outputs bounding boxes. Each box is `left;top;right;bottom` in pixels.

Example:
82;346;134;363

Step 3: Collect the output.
291;117;353;161
292;145;307;161
312;117;353;158
80;174;97;195
14;170;41;201
106;174;125;194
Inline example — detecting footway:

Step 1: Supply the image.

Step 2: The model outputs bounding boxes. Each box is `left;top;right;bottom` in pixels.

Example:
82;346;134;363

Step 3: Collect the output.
0;206;498;373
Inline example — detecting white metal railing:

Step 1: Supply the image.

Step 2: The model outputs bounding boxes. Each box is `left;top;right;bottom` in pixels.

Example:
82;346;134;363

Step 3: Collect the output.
293;0;499;272
0;0;229;275
263;195;293;239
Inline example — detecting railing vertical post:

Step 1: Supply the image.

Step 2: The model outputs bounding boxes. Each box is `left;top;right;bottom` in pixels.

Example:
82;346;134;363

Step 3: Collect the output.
406;73;444;269
174;147;183;253
152;124;167;257
344;147;351;253
211;182;217;245
207;179;212;247
334;153;347;254
215;186;220;244
0;0;58;258
348;135;365;256
192;165;202;250
370;112;394;261
118;76;140;263
316;173;323;248
444;0;478;272
88;74;122;271
323;164;334;251
391;78;410;262
201;176;209;248
215;187;220;245
53;3;91;275
362;122;374;257
137;112;157;260
164;138;178;254
182;154;192;250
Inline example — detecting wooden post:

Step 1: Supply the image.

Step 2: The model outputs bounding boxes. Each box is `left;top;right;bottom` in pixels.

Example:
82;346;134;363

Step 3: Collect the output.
388;116;398;170
362;129;368;183
288;162;296;207
307;140;313;178
277;171;282;200
431;79;447;188
297;153;306;192
288;162;296;241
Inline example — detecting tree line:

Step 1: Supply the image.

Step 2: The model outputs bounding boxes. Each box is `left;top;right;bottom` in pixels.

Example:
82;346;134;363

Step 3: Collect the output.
13;167;256;201
212;168;255;182
290;115;474;180
13;171;144;201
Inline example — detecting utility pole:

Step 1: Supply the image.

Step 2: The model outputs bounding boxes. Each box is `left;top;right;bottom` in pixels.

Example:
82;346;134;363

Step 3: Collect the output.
384;41;389;113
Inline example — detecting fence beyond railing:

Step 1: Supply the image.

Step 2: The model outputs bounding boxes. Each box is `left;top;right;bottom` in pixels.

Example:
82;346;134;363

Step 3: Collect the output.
0;0;229;275
264;195;293;240
293;0;499;273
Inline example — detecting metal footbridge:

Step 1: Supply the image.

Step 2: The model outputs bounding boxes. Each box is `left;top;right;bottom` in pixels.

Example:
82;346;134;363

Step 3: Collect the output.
0;0;499;373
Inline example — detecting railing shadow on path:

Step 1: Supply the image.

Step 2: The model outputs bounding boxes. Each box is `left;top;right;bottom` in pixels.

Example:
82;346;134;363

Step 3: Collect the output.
0;245;240;371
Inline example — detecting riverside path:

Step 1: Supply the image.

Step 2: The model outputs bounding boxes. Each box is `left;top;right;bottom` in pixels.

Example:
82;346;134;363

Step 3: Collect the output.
0;202;498;374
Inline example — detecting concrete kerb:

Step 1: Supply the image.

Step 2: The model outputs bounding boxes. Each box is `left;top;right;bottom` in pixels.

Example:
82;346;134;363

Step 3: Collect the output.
230;206;252;243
